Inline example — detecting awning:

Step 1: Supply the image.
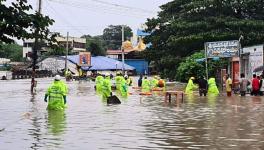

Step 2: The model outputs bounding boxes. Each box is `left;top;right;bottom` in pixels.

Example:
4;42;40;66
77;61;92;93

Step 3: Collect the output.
63;55;135;71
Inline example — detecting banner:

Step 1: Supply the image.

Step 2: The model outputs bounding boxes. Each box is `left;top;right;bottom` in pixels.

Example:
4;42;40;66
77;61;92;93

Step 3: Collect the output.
205;40;239;58
79;52;91;66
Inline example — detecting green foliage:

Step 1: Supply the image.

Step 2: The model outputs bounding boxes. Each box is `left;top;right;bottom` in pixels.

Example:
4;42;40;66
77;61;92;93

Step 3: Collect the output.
144;0;264;79
89;42;105;56
81;35;106;56
0;43;23;61
176;51;228;82
44;46;66;57
0;0;55;43
176;52;205;82
102;25;133;50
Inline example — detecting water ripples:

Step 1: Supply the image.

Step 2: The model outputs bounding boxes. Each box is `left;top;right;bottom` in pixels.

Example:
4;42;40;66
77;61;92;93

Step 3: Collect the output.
1;79;264;149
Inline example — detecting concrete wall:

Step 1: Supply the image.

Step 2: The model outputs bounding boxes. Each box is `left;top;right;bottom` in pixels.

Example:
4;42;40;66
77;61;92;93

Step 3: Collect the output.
242;45;264;79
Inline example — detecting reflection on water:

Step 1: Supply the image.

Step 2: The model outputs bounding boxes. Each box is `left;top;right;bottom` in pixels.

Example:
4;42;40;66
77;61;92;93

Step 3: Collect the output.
47;110;66;136
1;79;264;149
207;94;217;108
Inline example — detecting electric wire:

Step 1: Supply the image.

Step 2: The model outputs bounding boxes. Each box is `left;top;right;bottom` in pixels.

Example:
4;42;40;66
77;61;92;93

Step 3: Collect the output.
48;0;158;18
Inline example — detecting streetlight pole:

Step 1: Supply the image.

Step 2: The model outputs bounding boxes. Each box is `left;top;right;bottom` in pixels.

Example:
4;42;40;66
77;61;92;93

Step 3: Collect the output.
121;25;125;75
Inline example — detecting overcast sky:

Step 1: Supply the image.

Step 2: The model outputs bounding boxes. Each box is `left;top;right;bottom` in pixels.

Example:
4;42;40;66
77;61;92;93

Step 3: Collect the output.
21;0;172;37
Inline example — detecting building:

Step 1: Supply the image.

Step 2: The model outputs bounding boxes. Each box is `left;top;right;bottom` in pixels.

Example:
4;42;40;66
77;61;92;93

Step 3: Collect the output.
23;36;86;58
38;55;135;76
240;45;264;79
105;29;150;75
55;36;86;53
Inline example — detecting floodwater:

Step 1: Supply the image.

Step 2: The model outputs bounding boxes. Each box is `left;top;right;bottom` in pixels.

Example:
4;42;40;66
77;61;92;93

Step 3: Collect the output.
1;78;264;150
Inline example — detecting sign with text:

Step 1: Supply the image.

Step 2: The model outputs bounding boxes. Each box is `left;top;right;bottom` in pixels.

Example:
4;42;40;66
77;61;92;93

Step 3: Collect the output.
79;52;91;66
205;40;239;58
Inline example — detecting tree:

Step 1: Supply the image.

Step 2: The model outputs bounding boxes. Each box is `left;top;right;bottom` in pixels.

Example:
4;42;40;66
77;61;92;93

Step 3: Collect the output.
44;46;66;57
81;34;106;56
89;42;105;56
0;43;23;61
102;25;133;50
0;0;55;43
144;0;264;79
176;51;228;82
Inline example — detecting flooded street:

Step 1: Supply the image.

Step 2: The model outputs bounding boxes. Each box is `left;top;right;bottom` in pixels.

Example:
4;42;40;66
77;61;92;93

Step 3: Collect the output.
1;78;264;149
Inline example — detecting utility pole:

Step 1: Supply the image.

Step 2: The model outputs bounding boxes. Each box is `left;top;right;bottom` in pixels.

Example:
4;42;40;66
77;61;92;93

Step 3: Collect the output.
31;0;42;93
65;32;69;74
121;25;125;75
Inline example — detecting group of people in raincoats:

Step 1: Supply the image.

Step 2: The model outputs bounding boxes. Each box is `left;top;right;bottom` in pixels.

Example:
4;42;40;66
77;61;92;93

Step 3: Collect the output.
95;72;133;99
140;75;165;93
185;76;219;96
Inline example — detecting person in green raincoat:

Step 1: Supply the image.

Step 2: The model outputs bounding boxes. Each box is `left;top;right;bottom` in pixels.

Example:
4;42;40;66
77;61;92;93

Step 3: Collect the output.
101;73;112;100
120;77;129;97
142;76;151;92
124;75;133;86
115;73;123;94
207;77;219;95
185;77;197;94
150;76;159;89
95;74;104;93
44;75;68;110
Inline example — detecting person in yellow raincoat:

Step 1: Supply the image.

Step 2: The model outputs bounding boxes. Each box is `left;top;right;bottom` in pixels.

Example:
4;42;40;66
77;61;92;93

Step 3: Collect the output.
44;75;68;110
120;77;129;97
207;77;219;95
115;73;123;94
95;74;104;94
101;73;112;100
142;76;151;93
150;76;159;89
185;77;197;94
124;75;133;86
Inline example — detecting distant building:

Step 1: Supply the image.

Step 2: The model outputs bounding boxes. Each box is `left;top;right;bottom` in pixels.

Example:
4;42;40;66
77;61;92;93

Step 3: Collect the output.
105;29;150;75
23;36;86;58
240;45;264;79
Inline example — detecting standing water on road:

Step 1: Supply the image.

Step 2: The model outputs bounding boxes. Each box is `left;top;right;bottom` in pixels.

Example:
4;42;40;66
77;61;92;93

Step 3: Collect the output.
1;78;264;149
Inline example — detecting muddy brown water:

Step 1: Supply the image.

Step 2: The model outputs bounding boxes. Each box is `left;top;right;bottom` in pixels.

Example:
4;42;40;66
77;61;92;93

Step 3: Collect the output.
1;78;264;149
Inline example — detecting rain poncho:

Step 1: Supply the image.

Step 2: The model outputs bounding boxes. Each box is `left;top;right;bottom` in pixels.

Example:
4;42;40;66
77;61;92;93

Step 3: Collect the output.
126;77;133;86
142;79;151;92
185;78;197;94
208;78;219;95
95;75;104;93
120;77;129;97
150;78;159;89
46;81;67;110
102;76;112;100
115;75;123;93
